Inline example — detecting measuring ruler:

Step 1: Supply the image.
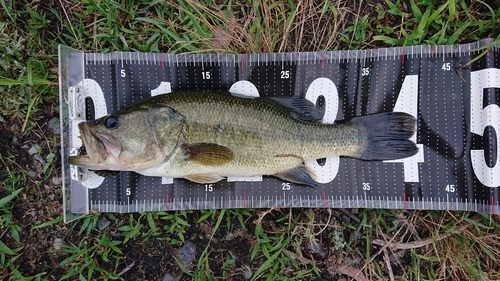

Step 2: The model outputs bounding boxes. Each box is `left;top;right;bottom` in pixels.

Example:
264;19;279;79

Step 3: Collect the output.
59;40;500;222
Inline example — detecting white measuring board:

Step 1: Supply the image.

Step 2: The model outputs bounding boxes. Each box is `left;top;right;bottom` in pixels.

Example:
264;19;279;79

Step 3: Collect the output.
58;40;500;222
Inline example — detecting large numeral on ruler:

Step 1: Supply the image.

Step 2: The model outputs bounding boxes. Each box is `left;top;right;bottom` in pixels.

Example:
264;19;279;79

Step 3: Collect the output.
305;78;340;183
151;82;175;184
470;68;500;187
385;75;424;182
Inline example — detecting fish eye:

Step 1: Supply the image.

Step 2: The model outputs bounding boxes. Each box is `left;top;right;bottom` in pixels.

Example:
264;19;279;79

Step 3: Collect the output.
104;116;119;129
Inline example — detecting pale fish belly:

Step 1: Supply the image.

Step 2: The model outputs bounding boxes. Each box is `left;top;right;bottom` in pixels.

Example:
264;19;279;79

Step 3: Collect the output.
136;146;306;179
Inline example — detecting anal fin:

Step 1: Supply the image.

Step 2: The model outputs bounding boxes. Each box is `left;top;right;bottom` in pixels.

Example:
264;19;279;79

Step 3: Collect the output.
274;165;319;188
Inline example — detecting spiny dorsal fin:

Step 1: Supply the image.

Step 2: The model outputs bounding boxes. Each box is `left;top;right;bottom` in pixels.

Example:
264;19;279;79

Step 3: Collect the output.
183;143;234;166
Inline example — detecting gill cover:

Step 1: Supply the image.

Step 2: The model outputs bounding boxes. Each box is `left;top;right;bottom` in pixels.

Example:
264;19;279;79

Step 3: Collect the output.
145;103;187;154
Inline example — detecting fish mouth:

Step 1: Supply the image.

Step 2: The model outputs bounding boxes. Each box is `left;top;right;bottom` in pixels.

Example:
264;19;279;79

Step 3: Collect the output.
68;122;122;168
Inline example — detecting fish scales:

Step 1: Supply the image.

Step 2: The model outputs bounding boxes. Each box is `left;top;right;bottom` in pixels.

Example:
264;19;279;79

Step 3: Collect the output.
148;92;362;175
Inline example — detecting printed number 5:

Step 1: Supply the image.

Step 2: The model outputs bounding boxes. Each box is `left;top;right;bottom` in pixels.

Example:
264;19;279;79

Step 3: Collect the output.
470;68;500;187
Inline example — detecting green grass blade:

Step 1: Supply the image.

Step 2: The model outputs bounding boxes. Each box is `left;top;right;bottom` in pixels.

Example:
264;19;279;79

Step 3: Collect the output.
0;240;22;255
446;22;470;45
0;188;22;207
251;248;283;281
409;0;422;21
448;0;456;21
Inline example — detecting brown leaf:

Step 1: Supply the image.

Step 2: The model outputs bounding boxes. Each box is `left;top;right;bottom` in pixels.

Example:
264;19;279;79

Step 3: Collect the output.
338;266;370;281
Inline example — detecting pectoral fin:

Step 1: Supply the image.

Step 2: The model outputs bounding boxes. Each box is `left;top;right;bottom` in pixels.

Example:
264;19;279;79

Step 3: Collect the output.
183;143;234;166
274;165;319;188
185;173;224;184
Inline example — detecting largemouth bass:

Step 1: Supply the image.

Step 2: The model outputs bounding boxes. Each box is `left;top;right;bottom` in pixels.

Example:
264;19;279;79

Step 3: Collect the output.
69;91;418;187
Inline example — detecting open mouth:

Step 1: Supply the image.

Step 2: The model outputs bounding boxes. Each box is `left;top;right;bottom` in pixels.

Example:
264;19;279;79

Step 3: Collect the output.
80;122;122;160
77;142;88;156
78;122;108;163
69;122;123;168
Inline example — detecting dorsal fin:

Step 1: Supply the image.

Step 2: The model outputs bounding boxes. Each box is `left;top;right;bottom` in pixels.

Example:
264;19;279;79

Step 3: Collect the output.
261;96;324;122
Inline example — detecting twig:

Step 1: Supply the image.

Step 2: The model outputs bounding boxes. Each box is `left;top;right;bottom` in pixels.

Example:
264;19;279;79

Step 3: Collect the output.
57;0;82;49
340;208;360;223
382;248;395;281
363;220;407;270
117;261;135;277
313;208;332;236
253;208;275;225
372;225;468;250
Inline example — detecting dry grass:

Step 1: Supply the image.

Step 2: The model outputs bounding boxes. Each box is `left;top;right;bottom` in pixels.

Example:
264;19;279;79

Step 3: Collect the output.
166;0;353;53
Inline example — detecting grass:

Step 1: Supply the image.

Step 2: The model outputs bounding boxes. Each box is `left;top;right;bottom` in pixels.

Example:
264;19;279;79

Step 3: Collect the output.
0;0;500;280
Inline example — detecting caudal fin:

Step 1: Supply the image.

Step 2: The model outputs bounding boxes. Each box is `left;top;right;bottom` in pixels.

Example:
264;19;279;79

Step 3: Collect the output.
351;112;418;160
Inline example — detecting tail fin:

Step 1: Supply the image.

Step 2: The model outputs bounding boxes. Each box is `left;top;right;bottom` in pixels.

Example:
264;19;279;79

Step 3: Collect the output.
351;112;418;160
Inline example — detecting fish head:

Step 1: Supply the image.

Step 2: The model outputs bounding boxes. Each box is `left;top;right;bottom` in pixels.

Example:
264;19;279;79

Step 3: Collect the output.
69;103;186;172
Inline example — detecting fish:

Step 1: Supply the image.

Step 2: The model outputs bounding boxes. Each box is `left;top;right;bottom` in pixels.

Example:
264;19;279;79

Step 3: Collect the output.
69;90;418;187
